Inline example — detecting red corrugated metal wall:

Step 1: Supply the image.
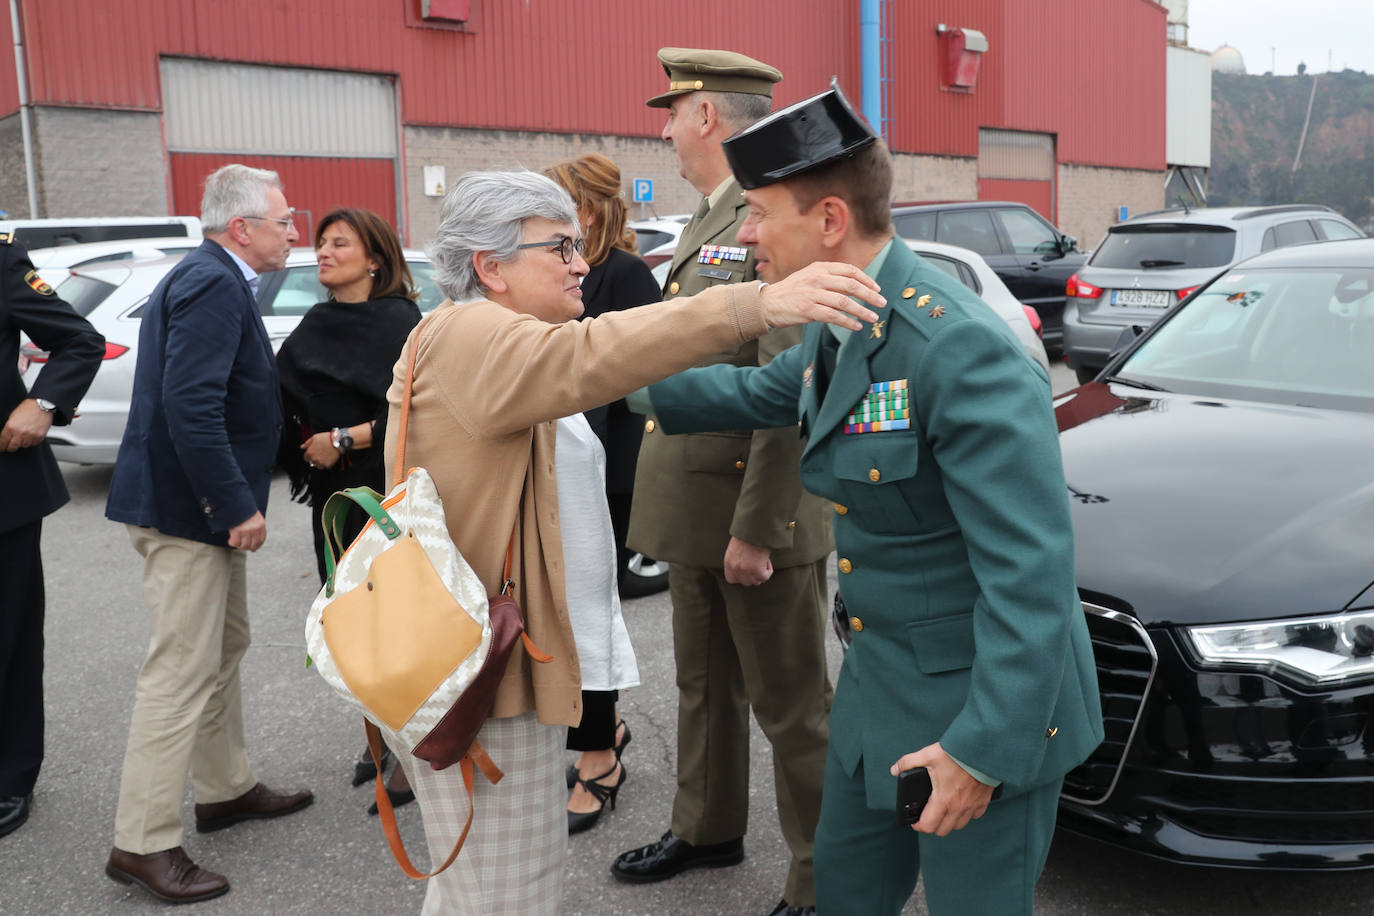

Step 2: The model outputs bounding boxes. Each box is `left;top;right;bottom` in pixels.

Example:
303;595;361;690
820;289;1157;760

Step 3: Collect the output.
15;0;1164;168
887;0;1165;169
16;0;860;137
0;6;17;115
979;178;1054;220
168;153;397;240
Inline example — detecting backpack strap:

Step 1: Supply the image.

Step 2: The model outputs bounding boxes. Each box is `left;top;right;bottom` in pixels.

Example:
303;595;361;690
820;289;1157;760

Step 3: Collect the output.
365;720;504;880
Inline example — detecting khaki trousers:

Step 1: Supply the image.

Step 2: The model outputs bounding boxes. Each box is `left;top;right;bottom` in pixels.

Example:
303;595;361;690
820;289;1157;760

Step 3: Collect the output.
669;558;832;907
113;526;256;854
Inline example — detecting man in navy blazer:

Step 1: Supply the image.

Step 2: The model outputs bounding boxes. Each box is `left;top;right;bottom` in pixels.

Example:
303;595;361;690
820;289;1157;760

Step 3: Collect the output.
104;164;313;904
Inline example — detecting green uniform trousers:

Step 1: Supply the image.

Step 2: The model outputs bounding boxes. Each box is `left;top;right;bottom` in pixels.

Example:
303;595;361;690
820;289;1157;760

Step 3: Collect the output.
814;748;1062;915
668;557;833;906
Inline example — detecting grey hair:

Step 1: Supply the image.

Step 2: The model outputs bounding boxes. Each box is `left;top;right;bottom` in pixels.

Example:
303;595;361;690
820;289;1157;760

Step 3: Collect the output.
428;169;578;303
705;91;773;131
200;164;283;234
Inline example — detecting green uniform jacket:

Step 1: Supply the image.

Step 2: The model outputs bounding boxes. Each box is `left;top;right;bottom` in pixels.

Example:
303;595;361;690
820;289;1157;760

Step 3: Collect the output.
647;242;1104;807
628;177;831;568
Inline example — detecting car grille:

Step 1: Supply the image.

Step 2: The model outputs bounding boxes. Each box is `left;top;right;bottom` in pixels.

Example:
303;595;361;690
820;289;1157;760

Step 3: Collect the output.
1061;604;1158;805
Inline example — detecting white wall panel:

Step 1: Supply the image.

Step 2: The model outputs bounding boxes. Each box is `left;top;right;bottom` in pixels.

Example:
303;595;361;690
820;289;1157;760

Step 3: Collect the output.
1166;46;1211;167
161;58;396;158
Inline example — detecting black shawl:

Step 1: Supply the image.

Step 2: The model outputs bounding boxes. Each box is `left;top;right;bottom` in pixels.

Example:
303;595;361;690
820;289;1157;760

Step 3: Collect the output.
276;295;422;503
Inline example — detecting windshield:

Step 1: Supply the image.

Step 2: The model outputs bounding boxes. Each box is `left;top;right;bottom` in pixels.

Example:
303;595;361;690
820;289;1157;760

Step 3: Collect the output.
1091;224;1236;270
1119;267;1374;411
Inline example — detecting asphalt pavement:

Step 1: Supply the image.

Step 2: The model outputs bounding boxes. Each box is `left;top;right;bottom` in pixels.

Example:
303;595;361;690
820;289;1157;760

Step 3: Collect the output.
4;360;1373;913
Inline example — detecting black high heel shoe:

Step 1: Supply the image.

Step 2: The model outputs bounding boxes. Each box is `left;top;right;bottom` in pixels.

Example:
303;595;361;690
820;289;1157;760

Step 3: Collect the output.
567;761;627;835
367;785;416;815
352;746;393;787
566;718;632;788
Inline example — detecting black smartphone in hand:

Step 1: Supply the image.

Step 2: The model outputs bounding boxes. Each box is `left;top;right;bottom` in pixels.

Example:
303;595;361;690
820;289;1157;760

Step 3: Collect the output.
896;767;933;824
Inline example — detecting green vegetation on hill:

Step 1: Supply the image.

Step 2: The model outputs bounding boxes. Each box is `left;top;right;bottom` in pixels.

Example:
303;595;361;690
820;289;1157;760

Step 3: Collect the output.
1209;70;1374;229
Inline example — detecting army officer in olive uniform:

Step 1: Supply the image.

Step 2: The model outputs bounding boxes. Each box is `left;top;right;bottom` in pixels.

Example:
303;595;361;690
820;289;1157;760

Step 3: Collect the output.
616;49;834;916
635;86;1104;915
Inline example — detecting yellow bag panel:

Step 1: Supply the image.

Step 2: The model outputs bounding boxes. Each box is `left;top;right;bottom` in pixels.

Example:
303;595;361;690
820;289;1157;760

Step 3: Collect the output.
322;530;484;730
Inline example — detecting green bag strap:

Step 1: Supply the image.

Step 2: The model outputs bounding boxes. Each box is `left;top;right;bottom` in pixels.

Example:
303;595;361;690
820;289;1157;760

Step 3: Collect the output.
321;486;402;596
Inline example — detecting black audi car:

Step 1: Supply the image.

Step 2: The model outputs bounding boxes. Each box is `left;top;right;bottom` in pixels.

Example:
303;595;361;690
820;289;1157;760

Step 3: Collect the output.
1053;238;1374;869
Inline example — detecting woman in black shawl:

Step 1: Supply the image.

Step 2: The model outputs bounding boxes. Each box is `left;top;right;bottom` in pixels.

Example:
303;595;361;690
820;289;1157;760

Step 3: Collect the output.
275;207;421;808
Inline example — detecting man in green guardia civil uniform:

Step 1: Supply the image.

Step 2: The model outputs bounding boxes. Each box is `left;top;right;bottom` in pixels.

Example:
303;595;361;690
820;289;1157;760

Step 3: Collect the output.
614;49;834;916
636;85;1104;915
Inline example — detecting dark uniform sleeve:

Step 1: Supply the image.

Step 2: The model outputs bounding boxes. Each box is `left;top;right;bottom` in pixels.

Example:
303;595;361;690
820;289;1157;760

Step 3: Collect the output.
4;238;105;424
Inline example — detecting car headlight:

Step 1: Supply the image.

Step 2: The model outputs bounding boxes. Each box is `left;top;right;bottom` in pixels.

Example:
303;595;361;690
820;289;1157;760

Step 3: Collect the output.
1184;611;1374;686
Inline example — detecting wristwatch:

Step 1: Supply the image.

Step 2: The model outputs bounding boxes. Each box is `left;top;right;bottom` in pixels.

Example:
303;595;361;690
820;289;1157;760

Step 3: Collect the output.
34;398;56;413
331;427;354;452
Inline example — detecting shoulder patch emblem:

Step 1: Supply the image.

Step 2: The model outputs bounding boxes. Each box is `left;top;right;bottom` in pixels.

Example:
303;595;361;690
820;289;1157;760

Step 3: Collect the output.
0;231;12;244
24;269;54;296
929;305;946;318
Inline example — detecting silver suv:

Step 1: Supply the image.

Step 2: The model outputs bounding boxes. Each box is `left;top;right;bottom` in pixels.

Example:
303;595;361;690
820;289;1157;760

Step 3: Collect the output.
1062;205;1363;383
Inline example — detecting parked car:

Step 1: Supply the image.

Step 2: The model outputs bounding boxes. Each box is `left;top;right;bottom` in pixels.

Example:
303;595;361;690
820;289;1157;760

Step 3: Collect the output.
0;215;201;251
1062;204;1364;383
891;201;1084;345
20;248;438;464
27;237;203;287
1054;237;1374;869
628;218;686;273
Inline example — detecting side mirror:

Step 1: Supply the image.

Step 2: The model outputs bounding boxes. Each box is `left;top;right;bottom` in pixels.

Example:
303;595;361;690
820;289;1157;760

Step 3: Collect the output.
1059;234;1078;255
1108;324;1145;359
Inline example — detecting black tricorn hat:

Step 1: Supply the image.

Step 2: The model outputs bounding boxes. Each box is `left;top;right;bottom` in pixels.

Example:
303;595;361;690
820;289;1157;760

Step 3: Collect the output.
723;80;878;190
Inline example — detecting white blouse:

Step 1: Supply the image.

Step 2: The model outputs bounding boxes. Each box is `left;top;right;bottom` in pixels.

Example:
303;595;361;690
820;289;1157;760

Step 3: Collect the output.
554;414;640;692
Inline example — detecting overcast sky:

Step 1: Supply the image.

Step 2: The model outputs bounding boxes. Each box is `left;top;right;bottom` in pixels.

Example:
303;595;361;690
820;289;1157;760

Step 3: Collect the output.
1186;0;1374;75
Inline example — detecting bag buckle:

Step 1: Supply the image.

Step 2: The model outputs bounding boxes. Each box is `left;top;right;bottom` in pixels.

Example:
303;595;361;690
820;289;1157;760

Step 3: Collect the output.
501;577;515;596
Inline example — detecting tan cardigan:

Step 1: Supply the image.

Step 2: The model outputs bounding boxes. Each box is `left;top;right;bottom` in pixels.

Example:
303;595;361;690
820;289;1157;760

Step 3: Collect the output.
384;282;769;727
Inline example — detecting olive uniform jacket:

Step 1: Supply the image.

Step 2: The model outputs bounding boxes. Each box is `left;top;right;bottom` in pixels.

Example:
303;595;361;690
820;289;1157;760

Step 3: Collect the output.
628;178;831;568
384;283;771;727
645;241;1104;805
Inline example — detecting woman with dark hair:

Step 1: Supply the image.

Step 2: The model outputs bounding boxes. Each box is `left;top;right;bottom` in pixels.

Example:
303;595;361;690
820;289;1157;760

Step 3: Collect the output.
275;207;422;808
544;153;659;833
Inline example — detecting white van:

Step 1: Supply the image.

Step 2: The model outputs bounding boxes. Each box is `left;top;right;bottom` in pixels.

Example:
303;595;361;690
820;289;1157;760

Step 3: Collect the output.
0;216;201;250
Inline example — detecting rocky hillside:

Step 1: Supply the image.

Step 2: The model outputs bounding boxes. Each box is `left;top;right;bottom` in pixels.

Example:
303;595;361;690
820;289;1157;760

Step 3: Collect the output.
1209;69;1374;229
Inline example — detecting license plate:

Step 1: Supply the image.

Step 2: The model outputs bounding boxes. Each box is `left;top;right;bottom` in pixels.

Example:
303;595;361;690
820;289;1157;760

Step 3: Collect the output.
1112;289;1170;308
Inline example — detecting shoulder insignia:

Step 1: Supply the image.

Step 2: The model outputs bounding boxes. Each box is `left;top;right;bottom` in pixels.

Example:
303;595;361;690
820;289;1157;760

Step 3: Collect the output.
929;304;946;318
24;268;54;296
0;231;11;244
916;294;931;308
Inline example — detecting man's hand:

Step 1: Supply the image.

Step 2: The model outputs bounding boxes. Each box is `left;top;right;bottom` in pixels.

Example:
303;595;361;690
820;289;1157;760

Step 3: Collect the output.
0;399;54;452
723;536;773;586
227;511;267;552
891;742;995;837
759;262;884;332
301;432;341;470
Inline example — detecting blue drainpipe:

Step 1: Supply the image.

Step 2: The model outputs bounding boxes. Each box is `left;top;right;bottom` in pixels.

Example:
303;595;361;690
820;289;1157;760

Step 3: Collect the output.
861;0;886;140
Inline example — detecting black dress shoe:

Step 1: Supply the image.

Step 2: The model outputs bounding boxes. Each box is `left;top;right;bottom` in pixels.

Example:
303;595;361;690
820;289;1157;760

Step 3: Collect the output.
352;745;393;787
768;900;816;916
367;786;416;815
611;829;743;883
0;794;32;839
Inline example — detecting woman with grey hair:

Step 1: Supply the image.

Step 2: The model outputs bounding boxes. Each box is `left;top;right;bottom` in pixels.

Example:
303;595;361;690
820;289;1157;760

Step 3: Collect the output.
382;168;882;915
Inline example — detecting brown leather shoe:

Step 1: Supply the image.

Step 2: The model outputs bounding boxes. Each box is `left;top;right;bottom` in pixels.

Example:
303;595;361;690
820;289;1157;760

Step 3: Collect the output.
105;846;229;903
193;782;313;833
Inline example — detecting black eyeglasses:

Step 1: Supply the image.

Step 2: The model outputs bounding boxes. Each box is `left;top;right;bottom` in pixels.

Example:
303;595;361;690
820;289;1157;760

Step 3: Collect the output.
515;235;585;264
